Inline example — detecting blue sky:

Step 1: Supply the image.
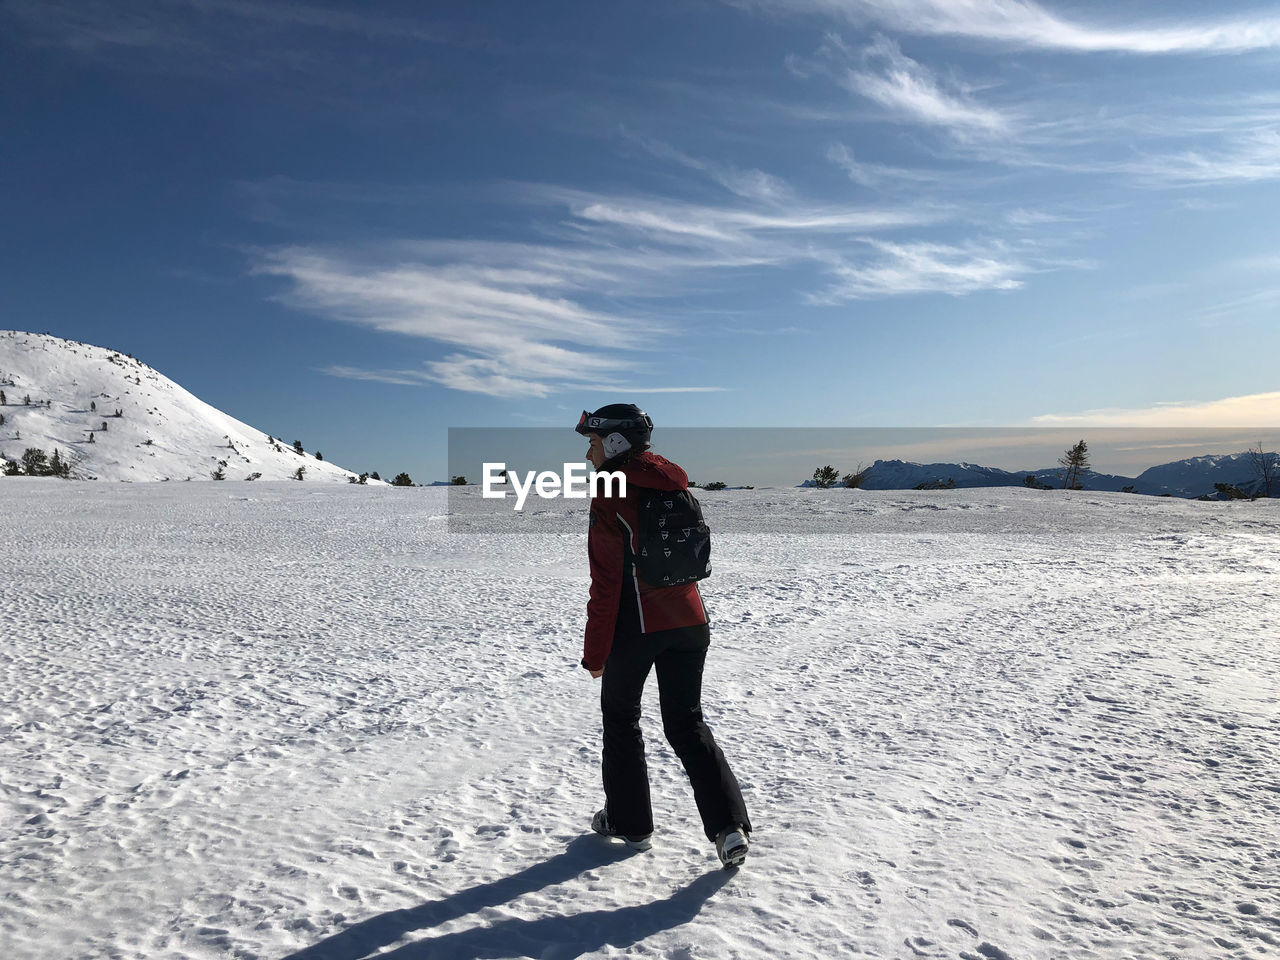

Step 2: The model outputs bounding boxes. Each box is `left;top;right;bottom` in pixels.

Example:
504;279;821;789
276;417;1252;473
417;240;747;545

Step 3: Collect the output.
3;0;1279;481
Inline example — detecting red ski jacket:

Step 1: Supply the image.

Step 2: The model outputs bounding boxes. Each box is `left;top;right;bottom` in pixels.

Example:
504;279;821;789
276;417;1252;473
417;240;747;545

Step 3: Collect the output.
583;451;708;671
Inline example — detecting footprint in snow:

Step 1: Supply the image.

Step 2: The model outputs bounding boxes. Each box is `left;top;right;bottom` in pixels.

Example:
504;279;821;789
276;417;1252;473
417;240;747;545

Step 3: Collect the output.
947;918;980;937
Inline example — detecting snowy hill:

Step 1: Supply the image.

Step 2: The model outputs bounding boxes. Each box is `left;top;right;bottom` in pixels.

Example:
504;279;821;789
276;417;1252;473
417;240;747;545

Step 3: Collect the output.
0;330;368;482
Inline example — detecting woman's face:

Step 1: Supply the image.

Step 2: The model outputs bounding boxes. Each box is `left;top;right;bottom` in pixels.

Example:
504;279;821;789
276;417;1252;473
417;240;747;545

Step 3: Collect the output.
585;433;606;469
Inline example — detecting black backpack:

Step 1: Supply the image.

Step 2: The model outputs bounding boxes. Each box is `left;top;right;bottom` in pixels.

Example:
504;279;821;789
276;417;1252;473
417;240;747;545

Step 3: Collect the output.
632;487;712;586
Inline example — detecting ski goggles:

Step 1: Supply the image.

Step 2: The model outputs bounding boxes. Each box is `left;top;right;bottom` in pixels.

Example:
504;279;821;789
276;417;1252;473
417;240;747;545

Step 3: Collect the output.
575;410;652;437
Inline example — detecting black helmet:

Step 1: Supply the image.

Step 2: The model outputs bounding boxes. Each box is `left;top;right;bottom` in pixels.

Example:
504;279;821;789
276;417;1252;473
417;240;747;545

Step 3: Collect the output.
575;403;653;466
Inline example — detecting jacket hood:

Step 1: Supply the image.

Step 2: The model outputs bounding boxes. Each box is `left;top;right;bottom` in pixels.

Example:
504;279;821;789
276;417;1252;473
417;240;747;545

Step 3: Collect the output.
619;451;687;491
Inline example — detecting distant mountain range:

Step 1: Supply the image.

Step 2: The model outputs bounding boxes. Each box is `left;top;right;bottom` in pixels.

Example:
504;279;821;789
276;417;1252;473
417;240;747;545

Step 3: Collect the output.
4;330;1274;495
800;454;1277;499
0;330;370;482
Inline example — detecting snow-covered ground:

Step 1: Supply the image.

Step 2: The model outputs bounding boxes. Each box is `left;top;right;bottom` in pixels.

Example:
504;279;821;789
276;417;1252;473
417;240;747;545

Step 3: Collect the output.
2;482;1278;960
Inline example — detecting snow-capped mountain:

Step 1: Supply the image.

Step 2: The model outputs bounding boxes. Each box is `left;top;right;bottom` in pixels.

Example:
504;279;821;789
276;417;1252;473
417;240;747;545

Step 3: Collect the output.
856;459;1134;492
799;454;1277;498
1133;452;1273;497
0;330;368;482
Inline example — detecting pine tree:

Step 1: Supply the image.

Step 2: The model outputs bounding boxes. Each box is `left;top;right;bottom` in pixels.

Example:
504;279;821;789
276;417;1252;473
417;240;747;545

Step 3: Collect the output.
315;451;323;461
1059;439;1090;490
293;440;304;454
211;466;226;480
395;473;415;486
49;448;69;478
293;465;306;480
21;448;48;475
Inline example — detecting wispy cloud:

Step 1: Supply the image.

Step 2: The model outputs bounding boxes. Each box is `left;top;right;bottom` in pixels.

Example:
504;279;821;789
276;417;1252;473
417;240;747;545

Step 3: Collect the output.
319;365;430;387
620;128;793;203
826;142;941;187
1005;207;1075;227
574;385;733;394
1122;129;1280;184
2;0;470;89
257;247;640;398
5;0;456;50
735;0;1280;55
251;177;1049;395
840;35;1012;138
813;238;1030;299
531;183;940;245
1033;391;1280;427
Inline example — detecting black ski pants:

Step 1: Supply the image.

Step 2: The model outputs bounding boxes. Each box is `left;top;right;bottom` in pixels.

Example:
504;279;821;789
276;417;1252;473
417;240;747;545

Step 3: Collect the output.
600;620;751;843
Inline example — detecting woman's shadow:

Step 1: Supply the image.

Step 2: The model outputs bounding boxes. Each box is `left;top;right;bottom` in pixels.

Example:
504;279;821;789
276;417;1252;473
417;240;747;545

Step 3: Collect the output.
282;835;734;960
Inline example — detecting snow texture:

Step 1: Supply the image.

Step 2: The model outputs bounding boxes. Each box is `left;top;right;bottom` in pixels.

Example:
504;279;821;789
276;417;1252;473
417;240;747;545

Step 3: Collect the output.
0;331;366;482
2;482;1278;959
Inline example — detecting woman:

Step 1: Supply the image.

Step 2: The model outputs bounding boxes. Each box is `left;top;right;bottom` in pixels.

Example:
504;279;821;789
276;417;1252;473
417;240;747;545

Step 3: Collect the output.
575;403;752;868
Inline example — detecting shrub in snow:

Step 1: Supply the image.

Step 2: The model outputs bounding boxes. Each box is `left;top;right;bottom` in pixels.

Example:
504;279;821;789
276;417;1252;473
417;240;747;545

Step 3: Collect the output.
370;471;381;481
293;466;306;481
704;481;727;491
843;466;869;489
449;475;465;486
293;440;304;454
395;473;416;486
211;467;226;480
246;472;262;481
90;401;95;412
315;451;323;461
